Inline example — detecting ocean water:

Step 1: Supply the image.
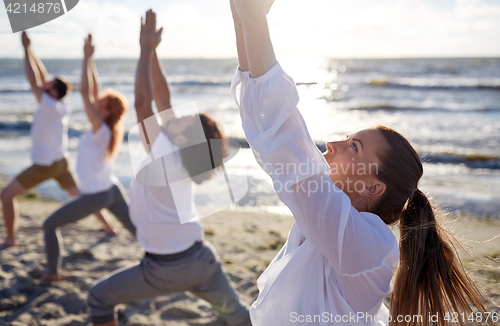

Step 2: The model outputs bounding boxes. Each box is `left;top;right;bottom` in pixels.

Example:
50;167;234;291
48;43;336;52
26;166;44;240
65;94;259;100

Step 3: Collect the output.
0;57;499;217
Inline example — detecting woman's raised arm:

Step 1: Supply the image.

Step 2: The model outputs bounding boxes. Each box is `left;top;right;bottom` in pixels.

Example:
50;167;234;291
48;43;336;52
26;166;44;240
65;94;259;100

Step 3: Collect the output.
230;0;249;72
232;0;277;78
80;34;103;132
89;57;100;103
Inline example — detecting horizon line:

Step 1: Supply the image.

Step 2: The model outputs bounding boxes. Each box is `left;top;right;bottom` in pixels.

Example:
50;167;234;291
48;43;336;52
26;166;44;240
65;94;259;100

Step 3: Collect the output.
0;55;499;60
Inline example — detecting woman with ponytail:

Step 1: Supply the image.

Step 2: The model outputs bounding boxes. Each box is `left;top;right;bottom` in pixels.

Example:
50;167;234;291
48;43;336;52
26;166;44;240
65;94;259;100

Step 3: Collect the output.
42;35;136;282
230;0;494;325
375;127;492;326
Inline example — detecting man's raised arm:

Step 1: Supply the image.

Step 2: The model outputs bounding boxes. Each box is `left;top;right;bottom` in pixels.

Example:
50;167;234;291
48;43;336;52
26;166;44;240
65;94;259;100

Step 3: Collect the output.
22;32;44;102
32;50;49;87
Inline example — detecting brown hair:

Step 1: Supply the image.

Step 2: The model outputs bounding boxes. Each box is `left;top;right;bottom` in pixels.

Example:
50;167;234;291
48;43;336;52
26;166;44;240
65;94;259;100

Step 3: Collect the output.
53;77;72;100
100;89;128;159
372;126;493;326
178;113;228;184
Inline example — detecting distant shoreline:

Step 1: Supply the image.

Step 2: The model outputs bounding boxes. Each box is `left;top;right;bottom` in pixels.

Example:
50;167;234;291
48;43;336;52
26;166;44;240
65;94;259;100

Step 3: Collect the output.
1;56;500;61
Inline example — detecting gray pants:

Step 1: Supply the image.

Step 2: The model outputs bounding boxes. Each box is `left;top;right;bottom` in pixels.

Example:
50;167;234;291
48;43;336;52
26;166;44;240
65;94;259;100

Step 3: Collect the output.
43;184;136;275
88;241;251;326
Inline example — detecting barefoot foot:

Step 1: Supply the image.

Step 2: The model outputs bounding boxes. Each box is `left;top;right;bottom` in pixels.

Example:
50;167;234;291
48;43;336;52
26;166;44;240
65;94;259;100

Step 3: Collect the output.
0;239;19;250
42;274;64;282
104;226;119;236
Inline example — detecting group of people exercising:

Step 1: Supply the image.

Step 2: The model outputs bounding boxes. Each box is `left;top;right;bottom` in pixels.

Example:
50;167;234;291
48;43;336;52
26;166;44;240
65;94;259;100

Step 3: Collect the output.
1;3;494;326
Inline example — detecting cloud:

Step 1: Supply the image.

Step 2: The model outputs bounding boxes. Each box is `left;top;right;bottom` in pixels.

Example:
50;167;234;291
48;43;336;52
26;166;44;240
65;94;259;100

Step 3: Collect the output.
0;1;139;58
0;0;499;58
156;2;234;58
0;0;235;58
267;0;500;57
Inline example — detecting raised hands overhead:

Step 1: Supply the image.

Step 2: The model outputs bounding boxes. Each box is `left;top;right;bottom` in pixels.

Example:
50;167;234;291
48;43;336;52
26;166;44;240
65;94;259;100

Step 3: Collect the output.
84;34;95;58
140;9;163;53
135;9;164;150
230;0;277;78
22;31;50;102
21;31;31;48
231;0;275;21
80;33;104;131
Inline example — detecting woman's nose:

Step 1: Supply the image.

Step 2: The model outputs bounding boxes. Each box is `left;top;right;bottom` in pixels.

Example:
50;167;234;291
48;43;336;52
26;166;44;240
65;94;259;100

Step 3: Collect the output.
326;141;336;154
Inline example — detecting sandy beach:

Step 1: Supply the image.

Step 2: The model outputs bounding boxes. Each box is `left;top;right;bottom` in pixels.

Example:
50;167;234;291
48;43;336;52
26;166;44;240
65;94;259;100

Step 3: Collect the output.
0;173;499;325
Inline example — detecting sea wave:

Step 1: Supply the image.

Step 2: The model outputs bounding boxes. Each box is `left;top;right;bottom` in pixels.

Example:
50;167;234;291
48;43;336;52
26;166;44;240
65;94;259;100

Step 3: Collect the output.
0;76;233;93
101;74;234;87
365;76;500;90
231;138;500;170
0;126;498;170
0;84;31;93
0;121;31;130
0;121;85;138
420;152;500;170
340;104;500;112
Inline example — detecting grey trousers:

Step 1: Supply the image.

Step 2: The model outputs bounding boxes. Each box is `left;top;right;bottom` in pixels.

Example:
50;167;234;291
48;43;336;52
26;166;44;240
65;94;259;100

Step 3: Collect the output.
43;184;136;275
88;241;251;326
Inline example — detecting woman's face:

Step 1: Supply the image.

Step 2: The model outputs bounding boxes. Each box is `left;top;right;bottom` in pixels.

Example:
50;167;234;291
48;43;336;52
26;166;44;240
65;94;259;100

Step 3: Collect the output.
323;129;387;200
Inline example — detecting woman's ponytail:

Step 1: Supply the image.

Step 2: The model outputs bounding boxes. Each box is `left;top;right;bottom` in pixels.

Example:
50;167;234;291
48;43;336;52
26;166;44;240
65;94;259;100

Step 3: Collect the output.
389;190;492;326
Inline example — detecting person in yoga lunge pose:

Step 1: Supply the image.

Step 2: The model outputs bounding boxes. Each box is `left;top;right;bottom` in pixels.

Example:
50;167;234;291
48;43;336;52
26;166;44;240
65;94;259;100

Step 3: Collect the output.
42;34;136;282
86;10;251;326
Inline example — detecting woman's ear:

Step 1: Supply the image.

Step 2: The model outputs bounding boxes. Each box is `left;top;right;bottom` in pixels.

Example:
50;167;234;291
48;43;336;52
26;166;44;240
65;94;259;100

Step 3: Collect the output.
357;180;386;199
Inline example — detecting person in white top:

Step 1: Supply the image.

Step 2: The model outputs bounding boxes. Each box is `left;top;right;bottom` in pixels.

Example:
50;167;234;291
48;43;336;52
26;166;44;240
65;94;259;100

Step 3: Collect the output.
0;32;115;250
230;1;493;326
86;10;251;326
41;35;136;282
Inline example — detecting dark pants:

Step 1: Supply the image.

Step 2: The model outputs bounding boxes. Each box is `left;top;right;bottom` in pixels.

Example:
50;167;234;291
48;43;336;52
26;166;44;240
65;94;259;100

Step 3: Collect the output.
43;184;136;275
88;241;251;326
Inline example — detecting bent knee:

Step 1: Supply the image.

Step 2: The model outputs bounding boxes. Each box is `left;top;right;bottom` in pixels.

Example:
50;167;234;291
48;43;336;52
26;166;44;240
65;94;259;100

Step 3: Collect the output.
42;217;58;232
0;188;13;202
87;282;112;309
87;285;100;307
1;180;27;201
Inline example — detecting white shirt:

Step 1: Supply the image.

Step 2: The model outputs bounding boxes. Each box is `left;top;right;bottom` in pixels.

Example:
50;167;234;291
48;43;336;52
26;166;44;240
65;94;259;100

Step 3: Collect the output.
31;92;69;166
231;63;399;326
76;123;118;194
129;132;204;255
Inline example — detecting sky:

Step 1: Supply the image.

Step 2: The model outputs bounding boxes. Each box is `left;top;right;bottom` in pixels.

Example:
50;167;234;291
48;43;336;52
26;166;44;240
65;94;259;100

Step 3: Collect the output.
0;0;499;58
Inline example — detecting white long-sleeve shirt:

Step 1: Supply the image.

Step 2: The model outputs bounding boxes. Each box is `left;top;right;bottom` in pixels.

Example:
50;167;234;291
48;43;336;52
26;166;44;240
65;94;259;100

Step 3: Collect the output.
231;63;399;326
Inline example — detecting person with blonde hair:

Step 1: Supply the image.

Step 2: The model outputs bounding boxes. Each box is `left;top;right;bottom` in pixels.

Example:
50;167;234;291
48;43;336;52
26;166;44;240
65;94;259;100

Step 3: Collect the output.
229;0;494;325
42;35;136;282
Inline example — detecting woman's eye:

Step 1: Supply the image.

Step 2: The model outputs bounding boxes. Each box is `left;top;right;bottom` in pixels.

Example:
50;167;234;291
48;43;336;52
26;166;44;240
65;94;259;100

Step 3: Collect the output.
350;142;357;151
